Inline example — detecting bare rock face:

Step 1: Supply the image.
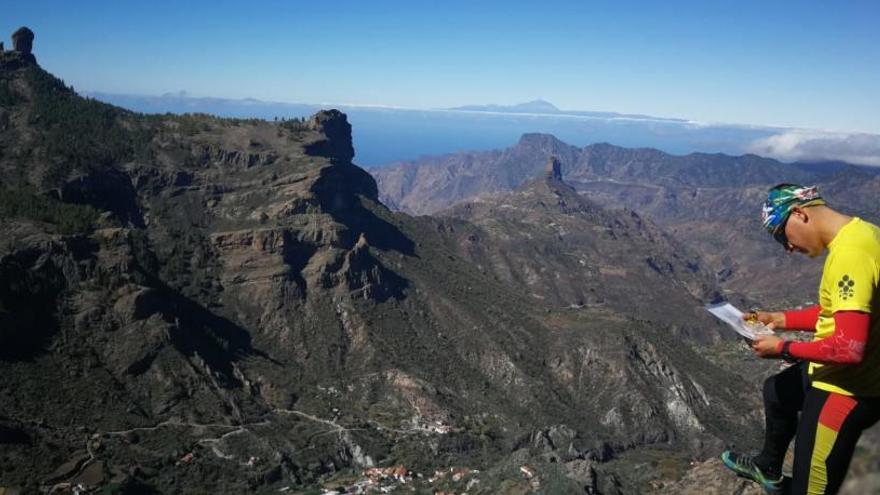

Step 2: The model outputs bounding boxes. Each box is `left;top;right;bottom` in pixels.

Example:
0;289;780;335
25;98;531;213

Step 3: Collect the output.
11;27;33;54
1;27;36;68
189;143;278;169
545;155;562;181
305;109;355;164
210;228;309;310
652;458;763;494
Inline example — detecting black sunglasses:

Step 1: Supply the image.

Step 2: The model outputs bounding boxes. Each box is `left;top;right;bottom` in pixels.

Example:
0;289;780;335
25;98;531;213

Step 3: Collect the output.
773;218;790;249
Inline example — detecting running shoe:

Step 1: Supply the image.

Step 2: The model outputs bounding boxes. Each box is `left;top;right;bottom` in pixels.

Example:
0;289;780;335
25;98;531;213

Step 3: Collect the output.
721;450;784;494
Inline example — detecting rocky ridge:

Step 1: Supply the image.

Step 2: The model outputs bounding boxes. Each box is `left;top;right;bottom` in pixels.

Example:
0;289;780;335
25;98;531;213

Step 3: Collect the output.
371;134;880;307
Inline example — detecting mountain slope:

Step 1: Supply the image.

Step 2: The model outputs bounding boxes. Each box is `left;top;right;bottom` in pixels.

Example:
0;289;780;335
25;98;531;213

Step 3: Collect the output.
371;133;836;216
371;134;880;306
436;158;724;342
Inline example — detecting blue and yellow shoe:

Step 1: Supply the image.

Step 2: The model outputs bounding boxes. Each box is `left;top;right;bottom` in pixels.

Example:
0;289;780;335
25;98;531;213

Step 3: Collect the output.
721;450;784;494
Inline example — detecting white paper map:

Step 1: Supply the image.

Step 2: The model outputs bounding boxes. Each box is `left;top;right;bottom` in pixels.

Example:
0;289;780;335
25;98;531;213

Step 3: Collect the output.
705;302;775;340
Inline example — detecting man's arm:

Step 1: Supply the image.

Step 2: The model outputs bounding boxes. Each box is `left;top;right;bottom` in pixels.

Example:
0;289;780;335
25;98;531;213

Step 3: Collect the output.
774;311;870;364
748;306;820;331
781;305;821;332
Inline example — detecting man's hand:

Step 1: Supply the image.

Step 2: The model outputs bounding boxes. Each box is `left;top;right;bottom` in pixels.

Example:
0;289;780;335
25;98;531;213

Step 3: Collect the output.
752;335;783;358
744;311;785;330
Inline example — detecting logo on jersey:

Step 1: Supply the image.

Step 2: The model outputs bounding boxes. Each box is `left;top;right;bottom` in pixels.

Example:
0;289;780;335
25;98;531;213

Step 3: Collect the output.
839;275;856;301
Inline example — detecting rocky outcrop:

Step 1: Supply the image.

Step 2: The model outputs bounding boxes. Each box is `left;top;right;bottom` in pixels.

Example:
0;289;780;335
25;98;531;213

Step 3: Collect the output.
0;27;36;69
189;143;278;169
334;234;405;301
545;155;562;181
652;458;763;494
11;27;33;54
304;109;355;164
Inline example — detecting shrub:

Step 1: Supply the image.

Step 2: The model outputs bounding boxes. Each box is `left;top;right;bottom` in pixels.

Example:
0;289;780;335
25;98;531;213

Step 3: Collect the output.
24;67;155;172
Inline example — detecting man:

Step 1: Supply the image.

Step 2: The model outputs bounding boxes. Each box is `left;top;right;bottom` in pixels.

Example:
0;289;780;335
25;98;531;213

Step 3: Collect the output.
721;184;880;495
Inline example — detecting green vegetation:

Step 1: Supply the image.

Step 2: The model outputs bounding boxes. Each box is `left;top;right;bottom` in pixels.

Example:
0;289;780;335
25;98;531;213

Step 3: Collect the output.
24;67;155;178
172;112;217;136
279;116;310;132
0;187;99;234
228;116;264;127
540;462;586;494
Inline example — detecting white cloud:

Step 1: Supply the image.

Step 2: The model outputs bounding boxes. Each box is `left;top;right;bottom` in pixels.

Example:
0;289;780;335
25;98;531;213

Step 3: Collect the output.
747;130;880;167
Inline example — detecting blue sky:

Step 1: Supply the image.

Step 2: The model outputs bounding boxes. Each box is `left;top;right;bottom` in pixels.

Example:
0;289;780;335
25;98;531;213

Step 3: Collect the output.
2;0;879;133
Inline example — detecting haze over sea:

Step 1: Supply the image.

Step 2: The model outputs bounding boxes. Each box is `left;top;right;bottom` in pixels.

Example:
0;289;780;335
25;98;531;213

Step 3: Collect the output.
83;92;834;168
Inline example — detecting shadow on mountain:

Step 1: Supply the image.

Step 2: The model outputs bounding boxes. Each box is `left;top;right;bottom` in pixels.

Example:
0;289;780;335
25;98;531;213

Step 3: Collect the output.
0;419;31;445
281;239;317;301
0;241;95;361
331;197;416;257
309;157;416;257
53;167;146;228
351;254;410;303
130;268;278;380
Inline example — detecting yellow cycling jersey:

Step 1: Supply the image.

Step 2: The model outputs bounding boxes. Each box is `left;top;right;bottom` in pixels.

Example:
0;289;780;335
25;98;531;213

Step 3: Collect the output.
810;217;880;397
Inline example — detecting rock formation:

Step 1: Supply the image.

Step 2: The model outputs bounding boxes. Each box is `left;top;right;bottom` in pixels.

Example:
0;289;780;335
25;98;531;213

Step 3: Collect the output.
11;27;33;54
545;155;562;181
304;109;355;164
1;27;36;68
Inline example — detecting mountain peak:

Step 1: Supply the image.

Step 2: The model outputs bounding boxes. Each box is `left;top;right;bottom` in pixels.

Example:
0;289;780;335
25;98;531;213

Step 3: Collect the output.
1;26;37;69
512;99;559;113
515;156;580;202
545;155;563;181
517;132;566;148
303;109;356;164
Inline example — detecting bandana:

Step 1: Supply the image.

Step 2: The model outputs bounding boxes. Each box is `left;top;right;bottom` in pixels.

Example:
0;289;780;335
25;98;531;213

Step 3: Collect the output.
761;184;826;243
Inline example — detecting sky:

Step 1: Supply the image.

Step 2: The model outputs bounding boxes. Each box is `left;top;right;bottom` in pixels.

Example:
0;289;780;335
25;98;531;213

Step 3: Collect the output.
2;0;879;133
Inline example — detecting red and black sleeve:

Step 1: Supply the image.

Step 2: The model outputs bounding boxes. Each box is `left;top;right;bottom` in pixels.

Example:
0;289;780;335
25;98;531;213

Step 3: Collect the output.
777;311;870;365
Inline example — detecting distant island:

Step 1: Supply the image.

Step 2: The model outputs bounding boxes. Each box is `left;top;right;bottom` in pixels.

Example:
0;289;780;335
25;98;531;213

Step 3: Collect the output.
450;99;562;114
449;98;689;123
